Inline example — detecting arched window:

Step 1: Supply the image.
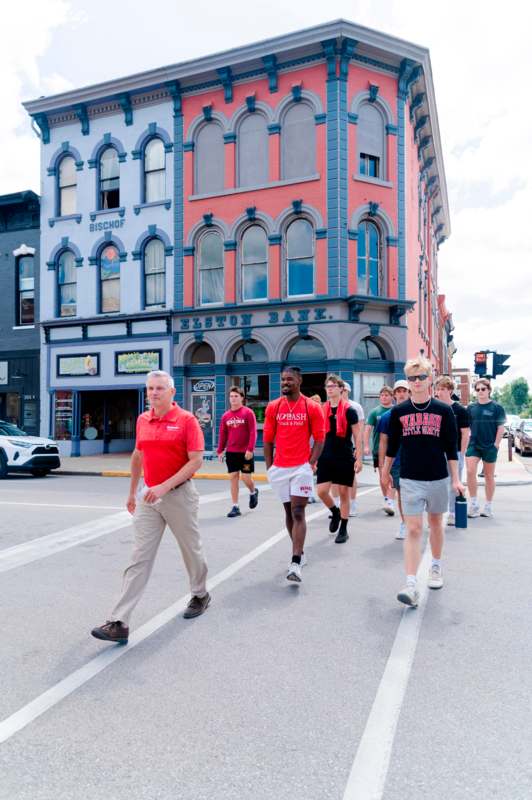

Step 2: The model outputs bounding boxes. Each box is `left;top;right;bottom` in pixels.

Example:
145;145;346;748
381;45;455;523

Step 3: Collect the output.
16;255;35;325
232;340;268;362
99;147;120;209
99;244;120;313
357;220;383;296
195;123;224;194
286;218;314;297
198;230;224;305
189;342;215;364
57;251;76;317
355;336;386;360
237;114;268;187
144;138;165;202
241;225;267;301
143;239;165;307
281;103;316;180
58;155;76;216
286;336;327;363
357;103;385;179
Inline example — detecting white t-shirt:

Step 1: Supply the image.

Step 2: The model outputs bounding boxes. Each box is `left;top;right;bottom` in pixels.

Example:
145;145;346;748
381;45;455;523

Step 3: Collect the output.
348;399;365;422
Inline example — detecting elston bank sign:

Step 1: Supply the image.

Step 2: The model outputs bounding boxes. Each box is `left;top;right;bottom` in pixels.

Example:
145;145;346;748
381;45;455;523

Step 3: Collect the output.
178;307;330;331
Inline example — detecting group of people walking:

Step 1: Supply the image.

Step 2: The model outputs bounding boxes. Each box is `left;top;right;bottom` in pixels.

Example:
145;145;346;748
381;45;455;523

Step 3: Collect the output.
91;363;505;644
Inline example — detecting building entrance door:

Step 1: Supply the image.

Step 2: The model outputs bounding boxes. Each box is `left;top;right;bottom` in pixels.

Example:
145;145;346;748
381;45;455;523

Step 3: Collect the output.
80;390;138;454
301;372;327;401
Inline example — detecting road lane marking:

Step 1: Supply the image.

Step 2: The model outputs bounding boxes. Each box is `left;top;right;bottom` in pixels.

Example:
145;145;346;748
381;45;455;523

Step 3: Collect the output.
1;502;124;510
342;542;432;800
0;487;271;573
0;487;378;743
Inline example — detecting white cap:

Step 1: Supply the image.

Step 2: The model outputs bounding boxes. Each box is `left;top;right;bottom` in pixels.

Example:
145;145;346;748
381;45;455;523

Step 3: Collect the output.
393;380;409;391
343;381;351;393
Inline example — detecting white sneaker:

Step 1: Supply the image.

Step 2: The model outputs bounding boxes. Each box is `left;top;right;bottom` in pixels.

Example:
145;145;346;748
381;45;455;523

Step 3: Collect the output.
383;498;395;516
480;505;493;518
468;503;481;518
428;564;444;589
447;512;455;526
286;562;302;583
395;522;406;540
397;585;419;607
349;500;357;517
300;552;308;567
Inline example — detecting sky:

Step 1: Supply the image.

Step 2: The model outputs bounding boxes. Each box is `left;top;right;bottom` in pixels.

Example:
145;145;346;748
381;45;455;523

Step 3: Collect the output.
2;0;531;387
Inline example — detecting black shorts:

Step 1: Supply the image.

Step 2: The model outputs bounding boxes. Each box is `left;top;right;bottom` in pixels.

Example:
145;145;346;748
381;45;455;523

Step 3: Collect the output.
226;451;254;474
373;453;380;469
316;455;355;487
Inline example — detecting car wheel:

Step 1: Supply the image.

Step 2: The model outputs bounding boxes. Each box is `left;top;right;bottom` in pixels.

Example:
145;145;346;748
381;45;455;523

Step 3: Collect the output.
515;442;520;453
0;451;8;479
31;468;49;478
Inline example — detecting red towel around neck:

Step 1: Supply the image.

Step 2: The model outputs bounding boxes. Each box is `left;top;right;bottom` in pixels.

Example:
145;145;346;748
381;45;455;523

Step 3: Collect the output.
323;400;348;438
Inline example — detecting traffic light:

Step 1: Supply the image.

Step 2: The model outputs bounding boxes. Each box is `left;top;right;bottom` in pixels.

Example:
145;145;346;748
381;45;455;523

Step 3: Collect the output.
474;351;487;376
493;353;510;377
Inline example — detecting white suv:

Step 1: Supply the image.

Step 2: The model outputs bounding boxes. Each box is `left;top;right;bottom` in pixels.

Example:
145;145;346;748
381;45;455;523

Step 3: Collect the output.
0;419;61;478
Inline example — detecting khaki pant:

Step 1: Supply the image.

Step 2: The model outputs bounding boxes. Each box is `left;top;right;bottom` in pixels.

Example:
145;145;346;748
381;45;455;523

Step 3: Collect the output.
111;480;208;625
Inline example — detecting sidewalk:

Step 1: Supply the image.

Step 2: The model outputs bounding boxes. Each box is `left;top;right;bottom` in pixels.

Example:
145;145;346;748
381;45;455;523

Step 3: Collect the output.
55;444;532;485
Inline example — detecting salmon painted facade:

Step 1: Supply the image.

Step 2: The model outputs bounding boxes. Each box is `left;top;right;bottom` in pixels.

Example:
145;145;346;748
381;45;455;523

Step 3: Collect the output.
24;20;454;455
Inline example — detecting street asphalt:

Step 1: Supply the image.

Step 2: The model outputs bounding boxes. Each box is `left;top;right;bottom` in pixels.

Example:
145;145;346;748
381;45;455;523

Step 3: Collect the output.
0;472;531;799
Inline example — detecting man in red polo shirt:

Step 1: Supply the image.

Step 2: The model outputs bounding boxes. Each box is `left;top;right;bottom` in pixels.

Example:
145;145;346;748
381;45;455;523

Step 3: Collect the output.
91;370;209;645
263;366;325;585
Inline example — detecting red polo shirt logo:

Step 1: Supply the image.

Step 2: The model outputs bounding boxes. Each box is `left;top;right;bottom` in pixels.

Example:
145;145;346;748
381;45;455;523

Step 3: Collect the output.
136;402;204;487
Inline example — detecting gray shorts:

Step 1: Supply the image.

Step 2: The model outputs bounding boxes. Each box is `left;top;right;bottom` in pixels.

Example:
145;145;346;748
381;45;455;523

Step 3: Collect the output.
400;477;449;516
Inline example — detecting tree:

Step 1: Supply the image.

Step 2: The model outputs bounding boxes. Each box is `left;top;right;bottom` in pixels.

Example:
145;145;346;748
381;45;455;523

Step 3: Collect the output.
493;378;530;416
511;378;530;413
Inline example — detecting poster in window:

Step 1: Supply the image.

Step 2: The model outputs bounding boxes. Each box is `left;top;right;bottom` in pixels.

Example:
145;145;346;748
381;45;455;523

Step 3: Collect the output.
57;354;99;377
115;350;162;375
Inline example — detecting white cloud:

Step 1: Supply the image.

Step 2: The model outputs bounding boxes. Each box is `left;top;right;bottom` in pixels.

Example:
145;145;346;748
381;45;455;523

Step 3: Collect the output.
1;0;530;390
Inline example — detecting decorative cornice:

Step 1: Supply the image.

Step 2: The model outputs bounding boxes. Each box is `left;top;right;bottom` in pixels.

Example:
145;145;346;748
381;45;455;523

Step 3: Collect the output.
118;92;133;126
73;103;89;136
262;54;278;93
217;66;233;103
32;113;50;144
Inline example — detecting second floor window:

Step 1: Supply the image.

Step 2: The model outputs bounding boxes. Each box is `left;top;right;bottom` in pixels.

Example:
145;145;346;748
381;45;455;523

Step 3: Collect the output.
99;147;120;210
195;123;224;195
357;220;382;296
58;251;76;317
144;138;165;202
286;219;314;297
241;225;267;301
16;255;34;325
58;155;76;215
198;231;224;305
99;245;120;313
359;153;380;178
144;239;165;307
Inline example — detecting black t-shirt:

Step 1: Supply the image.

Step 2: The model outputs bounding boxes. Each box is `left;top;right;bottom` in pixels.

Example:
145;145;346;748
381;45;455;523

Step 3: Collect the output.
467;401;506;448
451;402;470;452
321;405;358;459
386;398;458;481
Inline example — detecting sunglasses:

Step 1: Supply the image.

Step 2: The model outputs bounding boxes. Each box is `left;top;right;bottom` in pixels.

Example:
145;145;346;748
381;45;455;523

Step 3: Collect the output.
476;386;489;392
406;374;429;383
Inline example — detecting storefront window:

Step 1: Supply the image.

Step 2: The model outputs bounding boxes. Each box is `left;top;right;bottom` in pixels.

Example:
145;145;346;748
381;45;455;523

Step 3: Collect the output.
54;391;73;440
231;374;269;424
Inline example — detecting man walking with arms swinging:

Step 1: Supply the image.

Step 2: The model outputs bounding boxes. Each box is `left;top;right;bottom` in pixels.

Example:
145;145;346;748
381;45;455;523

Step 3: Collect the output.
91;370;210;644
382;357;464;608
263;367;325;584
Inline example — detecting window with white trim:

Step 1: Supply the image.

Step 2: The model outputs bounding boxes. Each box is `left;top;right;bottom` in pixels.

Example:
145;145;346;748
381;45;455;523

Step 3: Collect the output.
16;255;35;325
286;219;314;297
144;138;166;202
58;155;76;215
198;230;224;305
57;251;76;317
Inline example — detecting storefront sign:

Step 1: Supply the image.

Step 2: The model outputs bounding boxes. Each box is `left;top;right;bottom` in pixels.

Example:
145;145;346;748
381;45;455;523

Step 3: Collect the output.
192;379;215;392
0;361;7;385
178;307;329;332
89;218;125;233
57;354;100;377
115;350;162;375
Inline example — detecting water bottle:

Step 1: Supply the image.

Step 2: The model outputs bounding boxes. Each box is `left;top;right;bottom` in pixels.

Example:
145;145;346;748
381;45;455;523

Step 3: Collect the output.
455;492;468;528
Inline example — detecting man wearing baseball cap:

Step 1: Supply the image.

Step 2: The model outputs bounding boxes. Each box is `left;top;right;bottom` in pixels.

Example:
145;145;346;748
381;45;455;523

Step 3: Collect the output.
376;380;410;539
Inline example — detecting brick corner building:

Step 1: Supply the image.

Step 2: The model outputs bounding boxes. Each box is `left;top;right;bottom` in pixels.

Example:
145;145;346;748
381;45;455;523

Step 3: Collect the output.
24;19;453;455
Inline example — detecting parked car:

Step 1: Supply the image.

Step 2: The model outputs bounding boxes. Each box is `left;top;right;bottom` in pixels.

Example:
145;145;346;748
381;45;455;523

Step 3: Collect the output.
504;414;521;441
0;420;61;478
514;419;532;455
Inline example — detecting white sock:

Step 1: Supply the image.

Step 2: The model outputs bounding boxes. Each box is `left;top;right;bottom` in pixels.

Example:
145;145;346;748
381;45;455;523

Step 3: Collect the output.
471;497;478;505
484;501;492;508
406;574;417;587
432;558;442;569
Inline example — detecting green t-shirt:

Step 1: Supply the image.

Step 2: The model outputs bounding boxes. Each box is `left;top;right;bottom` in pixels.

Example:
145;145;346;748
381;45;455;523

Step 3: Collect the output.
367;403;392;455
467;401;506;448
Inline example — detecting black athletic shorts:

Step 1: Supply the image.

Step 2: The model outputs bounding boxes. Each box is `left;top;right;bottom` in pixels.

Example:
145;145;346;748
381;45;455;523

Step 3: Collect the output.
316;455;355;487
225;451;254;474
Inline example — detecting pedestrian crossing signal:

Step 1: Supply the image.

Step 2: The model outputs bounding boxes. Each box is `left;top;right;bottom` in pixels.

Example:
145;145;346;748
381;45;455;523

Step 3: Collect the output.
474;351;487;375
